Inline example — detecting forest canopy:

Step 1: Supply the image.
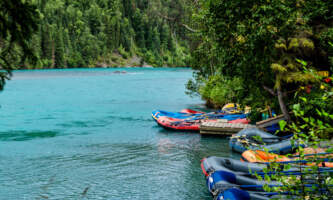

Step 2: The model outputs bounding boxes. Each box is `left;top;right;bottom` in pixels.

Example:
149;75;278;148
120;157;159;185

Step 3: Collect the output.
186;0;333;119
1;0;192;70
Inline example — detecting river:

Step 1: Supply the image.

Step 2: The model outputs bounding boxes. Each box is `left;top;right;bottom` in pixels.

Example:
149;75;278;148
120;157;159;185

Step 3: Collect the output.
0;68;236;199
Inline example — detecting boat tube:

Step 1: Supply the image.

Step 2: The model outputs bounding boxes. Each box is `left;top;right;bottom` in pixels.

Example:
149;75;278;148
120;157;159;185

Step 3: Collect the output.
155;116;210;131
215;188;272;200
152;110;247;121
215;186;331;200
179;109;205;114
206;168;280;195
242;149;333;167
201;156;268;176
152;110;202;121
229;128;296;154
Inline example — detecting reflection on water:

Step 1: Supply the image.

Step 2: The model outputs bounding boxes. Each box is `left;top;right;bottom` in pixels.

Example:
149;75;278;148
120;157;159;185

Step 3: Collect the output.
0;130;60;141
157;136;202;155
11;69;143;80
0;68;232;199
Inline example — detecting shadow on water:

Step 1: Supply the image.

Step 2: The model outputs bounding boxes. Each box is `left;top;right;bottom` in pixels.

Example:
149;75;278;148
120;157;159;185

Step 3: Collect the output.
156;127;197;135
57;116;151;129
0;130;60;141
105;115;152;122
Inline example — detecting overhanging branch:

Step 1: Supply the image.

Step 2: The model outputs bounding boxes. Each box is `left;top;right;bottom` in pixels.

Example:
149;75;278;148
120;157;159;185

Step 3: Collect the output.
157;13;198;33
263;85;276;96
263;85;290;97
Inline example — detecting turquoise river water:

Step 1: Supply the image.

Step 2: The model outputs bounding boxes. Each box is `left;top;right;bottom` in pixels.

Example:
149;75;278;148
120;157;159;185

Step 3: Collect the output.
0;68;237;199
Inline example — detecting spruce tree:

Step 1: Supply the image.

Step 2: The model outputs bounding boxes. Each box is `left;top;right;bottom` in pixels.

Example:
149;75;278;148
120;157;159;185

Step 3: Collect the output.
54;29;65;68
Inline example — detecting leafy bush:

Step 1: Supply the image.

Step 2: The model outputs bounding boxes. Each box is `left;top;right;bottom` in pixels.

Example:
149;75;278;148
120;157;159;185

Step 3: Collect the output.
189;0;333;114
198;74;243;108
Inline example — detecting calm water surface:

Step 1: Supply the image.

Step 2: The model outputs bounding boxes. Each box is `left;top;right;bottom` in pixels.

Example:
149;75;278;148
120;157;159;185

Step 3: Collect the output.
0;68;236;199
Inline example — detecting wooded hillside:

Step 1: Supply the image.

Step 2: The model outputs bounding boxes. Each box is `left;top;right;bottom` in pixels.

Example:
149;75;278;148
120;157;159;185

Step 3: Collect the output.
9;0;192;68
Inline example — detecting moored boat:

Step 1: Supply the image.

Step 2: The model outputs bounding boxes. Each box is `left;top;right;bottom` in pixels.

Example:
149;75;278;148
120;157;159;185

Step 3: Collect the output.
229;128;296;154
152;110;204;121
156;116;249;131
202;157;281;197
206;170;277;196
152;109;247;120
155;116;210;131
201;156;267;177
201;156;332;199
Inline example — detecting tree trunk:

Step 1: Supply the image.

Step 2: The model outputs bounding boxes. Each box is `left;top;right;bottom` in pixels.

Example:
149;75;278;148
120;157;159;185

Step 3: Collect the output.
51;41;55;68
277;87;291;122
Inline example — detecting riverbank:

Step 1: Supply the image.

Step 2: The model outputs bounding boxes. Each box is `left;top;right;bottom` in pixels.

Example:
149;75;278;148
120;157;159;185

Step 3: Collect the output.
17;51;192;70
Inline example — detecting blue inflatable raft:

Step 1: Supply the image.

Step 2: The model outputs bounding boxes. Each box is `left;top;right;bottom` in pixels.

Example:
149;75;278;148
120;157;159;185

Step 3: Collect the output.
201;156;332;199
215;188;285;200
229;128;296;154
152;110;247;121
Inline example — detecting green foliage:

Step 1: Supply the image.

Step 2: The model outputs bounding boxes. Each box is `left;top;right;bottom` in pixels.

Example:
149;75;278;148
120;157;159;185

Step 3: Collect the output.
292;74;333;139
198;74;243;108
118;45;129;59
257;73;333;199
0;0;39;90
187;0;333;115
319;28;333;72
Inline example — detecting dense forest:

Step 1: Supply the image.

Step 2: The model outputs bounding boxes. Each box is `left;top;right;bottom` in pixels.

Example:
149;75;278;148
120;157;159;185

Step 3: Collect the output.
2;0;193;69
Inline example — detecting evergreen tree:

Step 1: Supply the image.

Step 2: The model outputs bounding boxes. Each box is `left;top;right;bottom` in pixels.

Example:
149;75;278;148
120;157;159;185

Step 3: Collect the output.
54;30;65;68
41;24;53;62
152;27;160;52
160;23;169;50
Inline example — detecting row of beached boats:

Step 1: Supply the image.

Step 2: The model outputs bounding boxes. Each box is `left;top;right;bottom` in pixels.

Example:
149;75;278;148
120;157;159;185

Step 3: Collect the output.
151;106;332;199
202;128;332;200
152;104;249;131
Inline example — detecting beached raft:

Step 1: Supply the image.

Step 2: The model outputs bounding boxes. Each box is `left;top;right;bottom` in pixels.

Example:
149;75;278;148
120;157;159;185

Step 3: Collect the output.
201;156;332;200
152;109;249;131
229;128;296;154
156;117;249;132
201;157;285;199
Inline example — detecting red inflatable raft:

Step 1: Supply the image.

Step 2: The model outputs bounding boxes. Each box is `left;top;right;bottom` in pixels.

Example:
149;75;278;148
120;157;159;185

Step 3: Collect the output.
156;116;249;131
